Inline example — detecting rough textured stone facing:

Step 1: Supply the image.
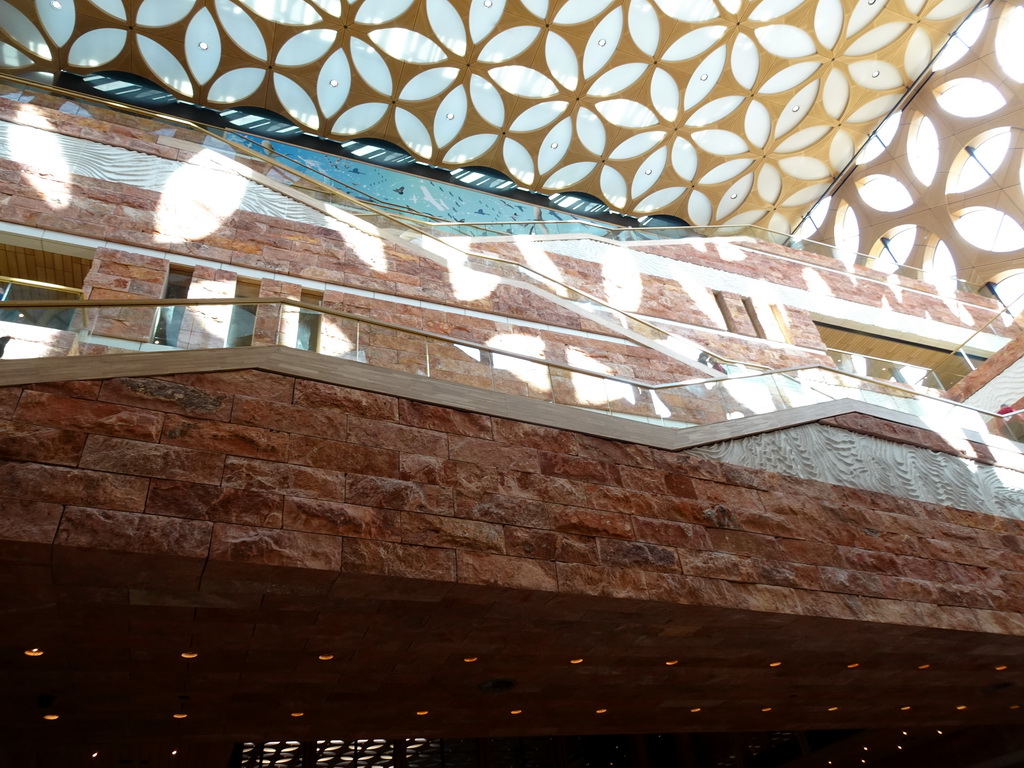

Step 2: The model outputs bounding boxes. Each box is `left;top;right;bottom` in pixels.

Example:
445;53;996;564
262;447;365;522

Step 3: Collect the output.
79;435;225;485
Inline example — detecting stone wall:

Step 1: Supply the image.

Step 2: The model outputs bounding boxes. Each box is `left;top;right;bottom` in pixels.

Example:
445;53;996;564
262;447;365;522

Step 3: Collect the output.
3;369;1023;635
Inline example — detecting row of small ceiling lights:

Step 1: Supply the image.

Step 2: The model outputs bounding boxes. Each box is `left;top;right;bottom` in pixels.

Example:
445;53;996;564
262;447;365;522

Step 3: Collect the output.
22;648;1020;722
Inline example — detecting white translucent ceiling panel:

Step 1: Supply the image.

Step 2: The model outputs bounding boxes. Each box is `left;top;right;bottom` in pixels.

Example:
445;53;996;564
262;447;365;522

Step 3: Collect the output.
872;225;916;273
932;5;987;70
355;0;415;23
67;27;126;67
1;1;52;59
208;67;265;103
906;113;938;186
954;207;1024;252
443;133;497;163
479;26;538;63
236;0;320;25
35;0;75;46
137;0;195;26
368;28;446;63
998;5;1024;82
935;78;1006;118
427;0;468;56
509;101;567;131
857;174;914;211
948;128;1012;194
184;8;221;85
856;110;901;164
489;65;558;97
215;0;267;59
834;201;860;261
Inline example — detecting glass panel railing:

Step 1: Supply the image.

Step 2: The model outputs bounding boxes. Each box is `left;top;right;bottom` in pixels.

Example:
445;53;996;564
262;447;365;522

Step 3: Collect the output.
0;298;1014;444
827;349;947;391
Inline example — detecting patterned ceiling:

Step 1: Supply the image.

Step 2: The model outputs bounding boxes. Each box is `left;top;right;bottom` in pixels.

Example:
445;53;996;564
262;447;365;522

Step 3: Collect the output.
1;0;981;229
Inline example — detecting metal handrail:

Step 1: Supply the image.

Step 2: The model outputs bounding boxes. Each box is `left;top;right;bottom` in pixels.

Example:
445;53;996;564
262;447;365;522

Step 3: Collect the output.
0;275;82;295
9;296;1011;420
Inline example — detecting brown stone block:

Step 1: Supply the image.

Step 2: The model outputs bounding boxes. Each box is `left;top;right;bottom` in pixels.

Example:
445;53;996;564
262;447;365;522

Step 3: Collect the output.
707;529;781;559
0;419;87;466
0;461;148;511
399;400;492;438
575;434;655;469
293;380;398;421
503;526;557;560
347;416;449;458
556;562;647;599
539;452;621;485
598;538;679;573
283;497;400;540
679;550;760;583
492;419;578;454
451;460;504;499
79;435;224;485
457;551;557;591
449;435;540;472
0;499;61;564
0;387;21;418
550;504;634;539
162;414;289;460
693;479;764;510
99;377;233;421
818;566;887;598
210;523;341;571
500;471;588;506
56;506;213;558
400;454;458;486
752;558;824;590
645;572;732;608
402;512;504;553
287;433;400;477
619;465;669;493
147;479;283;527
342;538;457;582
233;396;348;440
633;517;712;550
585;485;677;519
223;457;346;503
15;389;163;442
27;381;102;400
775;539;839;566
347;474;452;515
456;492;552;528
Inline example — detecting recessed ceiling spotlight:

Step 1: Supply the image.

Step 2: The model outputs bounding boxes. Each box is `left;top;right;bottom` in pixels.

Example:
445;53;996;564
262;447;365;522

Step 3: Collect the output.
937;730;943;735
290;712;304;717
50;0;62;8
446;113;455;120
769;661;782;667
918;664;930;669
171;750;178;756
43;714;59;721
847;663;859;668
416;710;429;716
595;708;607;714
792;105;800;112
730;193;738;199
900;706;911;711
483;0;493;6
761;707;772;712
996;665;1009;670
570;658;583;664
329;80;339;88
699;74;708;81
872;70;880;78
956;705;967;710
550;142;558;149
598;39;607;46
689;707;701;713
92;753;99;759
318;654;334;661
463;657;478;663
1011;705;1021;710
198;42;209;50
510;709;522;715
645;169;653;175
181;652;198;659
24;648;43;657
828;706;839;711
665;659;678;665
172;713;188;719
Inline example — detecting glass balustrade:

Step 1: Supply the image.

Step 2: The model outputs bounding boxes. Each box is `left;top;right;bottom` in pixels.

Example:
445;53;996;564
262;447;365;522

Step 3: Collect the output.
0;298;1010;443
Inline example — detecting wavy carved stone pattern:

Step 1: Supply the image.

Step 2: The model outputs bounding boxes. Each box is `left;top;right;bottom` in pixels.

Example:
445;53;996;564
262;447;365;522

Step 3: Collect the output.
689;422;1024;520
0;0;979;229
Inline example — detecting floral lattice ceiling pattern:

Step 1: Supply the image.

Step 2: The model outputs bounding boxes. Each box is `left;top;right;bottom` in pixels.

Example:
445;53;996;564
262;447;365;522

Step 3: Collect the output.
1;0;981;228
